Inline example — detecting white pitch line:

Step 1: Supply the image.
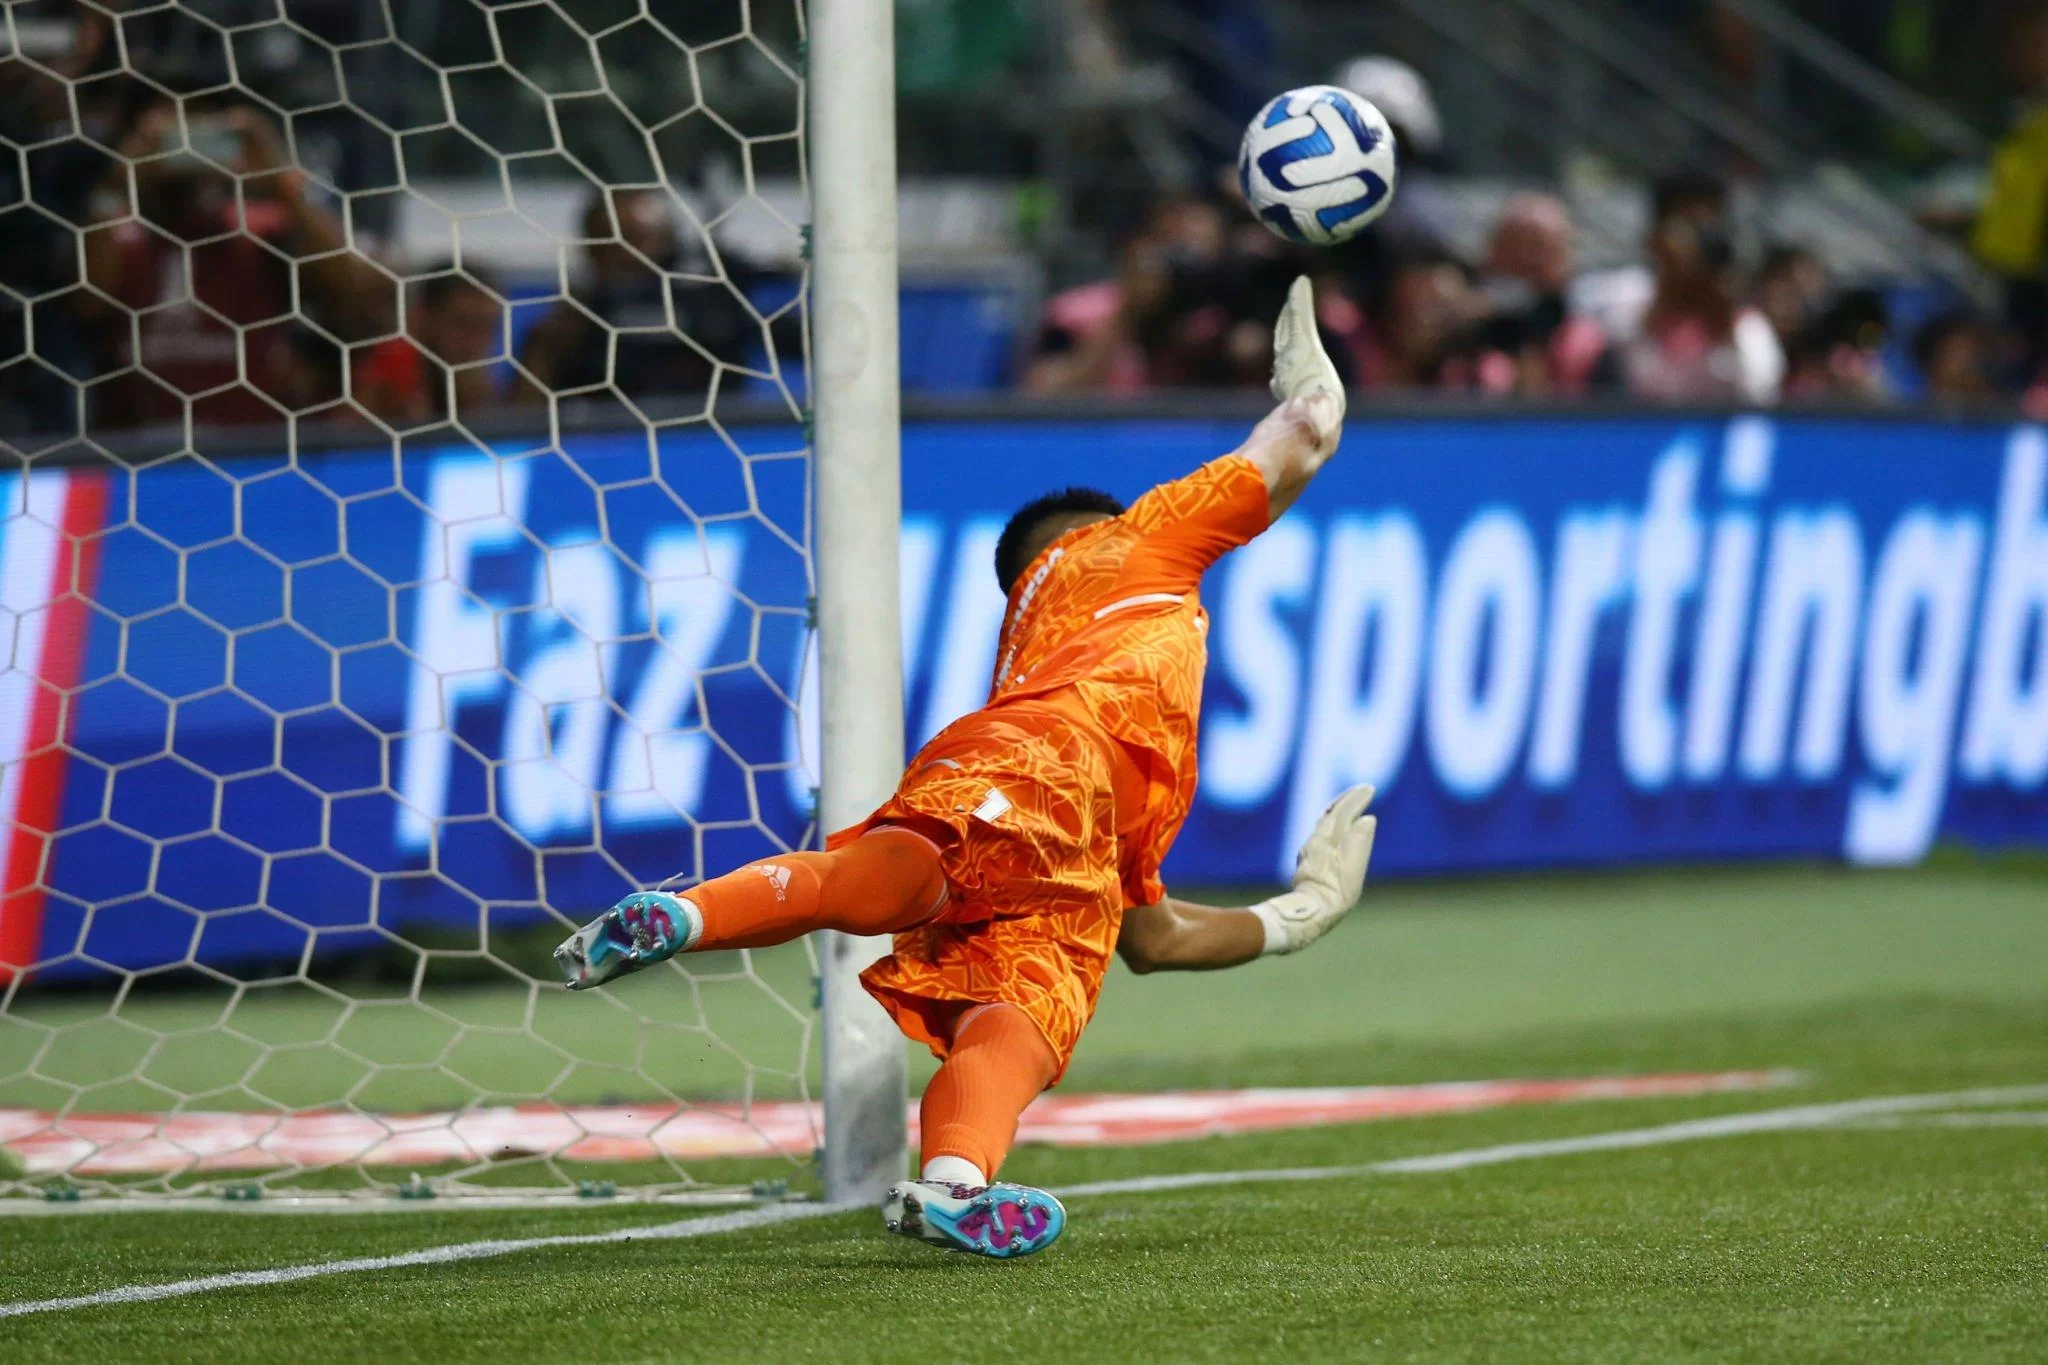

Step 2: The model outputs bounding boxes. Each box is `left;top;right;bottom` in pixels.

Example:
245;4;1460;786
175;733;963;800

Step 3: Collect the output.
5;1081;2043;1321
1843;1110;2048;1129
0;1202;843;1320
1365;1082;2048;1174
1050;1082;2048;1197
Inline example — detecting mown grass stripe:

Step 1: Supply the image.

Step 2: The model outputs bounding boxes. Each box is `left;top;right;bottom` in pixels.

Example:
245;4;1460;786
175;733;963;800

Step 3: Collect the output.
6;1082;2043;1321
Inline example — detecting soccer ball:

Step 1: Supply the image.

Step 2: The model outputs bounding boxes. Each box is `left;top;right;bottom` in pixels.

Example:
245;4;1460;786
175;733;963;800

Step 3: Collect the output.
1238;85;1399;246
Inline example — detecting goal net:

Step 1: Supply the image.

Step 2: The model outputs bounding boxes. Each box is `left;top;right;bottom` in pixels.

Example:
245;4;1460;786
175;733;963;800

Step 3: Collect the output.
0;0;880;1206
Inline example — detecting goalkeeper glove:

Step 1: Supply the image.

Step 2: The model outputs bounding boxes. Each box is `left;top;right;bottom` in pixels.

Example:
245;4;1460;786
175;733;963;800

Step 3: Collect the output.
1251;784;1377;955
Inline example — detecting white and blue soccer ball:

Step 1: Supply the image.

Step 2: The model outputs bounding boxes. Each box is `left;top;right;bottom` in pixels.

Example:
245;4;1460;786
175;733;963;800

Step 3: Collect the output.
1238;85;1399;246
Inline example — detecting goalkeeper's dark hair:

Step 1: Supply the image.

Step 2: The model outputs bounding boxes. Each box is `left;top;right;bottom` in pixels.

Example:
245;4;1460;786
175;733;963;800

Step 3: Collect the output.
995;487;1126;595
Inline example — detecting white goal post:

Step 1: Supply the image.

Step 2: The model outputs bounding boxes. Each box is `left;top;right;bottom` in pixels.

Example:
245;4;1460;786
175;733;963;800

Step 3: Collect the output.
809;0;909;1207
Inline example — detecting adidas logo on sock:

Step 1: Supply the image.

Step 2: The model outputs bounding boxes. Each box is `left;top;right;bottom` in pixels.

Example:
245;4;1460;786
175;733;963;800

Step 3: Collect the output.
756;863;792;901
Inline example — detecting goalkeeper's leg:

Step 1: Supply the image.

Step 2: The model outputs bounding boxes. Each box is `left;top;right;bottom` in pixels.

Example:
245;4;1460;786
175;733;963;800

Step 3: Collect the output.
918;1004;1058;1184
882;1003;1068;1258
553;826;947;988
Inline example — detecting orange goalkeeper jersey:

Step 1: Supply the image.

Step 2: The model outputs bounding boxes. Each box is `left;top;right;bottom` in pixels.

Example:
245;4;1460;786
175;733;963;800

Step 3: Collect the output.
844;452;1272;1074
983;452;1272;904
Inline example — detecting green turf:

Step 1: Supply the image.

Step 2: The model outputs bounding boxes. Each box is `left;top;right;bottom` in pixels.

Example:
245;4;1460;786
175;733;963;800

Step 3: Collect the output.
2;862;2045;1362
10;861;2043;1109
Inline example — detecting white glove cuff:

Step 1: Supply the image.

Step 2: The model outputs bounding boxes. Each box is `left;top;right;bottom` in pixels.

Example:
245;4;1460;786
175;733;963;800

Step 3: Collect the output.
1251;890;1319;956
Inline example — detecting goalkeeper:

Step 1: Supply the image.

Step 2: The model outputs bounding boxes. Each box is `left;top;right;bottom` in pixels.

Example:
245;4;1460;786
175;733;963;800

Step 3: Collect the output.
555;278;1375;1259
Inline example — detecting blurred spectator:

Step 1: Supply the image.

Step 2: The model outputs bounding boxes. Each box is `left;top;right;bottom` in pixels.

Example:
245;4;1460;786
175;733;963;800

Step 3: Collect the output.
1782;289;1892;403
1355;254;1481;391
1331;55;1452;254
356;266;508;427
80;102;392;429
1468;193;1611;396
0;9;122;436
1334;56;1444;165
1028;194;1310;392
517;188;754;405
1752;245;1829;352
1027;165;1376;395
277;324;349;420
1611;174;1784;404
1328;55;1459;310
1972;6;2048;377
1914;310;1996;401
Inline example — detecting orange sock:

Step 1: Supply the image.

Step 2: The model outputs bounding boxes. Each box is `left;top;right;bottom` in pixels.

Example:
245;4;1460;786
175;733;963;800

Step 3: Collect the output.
684;827;949;952
919;1004;1060;1182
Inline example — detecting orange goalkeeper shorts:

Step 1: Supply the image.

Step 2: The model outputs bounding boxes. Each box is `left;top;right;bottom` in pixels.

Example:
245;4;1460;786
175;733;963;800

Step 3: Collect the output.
831;699;1129;1083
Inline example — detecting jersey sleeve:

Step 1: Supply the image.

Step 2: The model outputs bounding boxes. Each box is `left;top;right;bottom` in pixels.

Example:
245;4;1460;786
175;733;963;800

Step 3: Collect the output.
1119;454;1271;592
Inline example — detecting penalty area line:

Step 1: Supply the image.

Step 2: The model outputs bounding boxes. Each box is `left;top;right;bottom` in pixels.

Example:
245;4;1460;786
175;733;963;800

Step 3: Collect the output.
4;1081;2043;1321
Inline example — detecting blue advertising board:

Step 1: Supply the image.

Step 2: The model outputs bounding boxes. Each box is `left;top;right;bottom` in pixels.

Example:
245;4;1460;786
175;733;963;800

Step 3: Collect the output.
3;413;2045;978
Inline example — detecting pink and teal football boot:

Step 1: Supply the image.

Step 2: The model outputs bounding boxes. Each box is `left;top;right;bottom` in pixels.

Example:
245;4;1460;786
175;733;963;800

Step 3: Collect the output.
552;891;701;990
882;1179;1067;1258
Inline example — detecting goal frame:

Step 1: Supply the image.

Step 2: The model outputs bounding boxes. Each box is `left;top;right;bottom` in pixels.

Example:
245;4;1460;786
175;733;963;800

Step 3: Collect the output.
807;0;909;1207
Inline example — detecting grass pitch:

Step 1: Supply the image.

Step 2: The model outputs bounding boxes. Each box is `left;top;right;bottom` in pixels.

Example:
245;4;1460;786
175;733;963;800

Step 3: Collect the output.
3;860;2046;1362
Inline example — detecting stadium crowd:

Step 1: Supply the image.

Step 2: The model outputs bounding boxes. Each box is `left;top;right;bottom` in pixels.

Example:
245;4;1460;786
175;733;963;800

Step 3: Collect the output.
1022;37;2024;409
0;1;2041;439
1024;167;2004;407
0;3;767;440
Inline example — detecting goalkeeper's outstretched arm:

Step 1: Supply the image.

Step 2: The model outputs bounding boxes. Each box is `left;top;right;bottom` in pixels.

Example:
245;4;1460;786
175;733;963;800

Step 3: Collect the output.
1236;389;1344;523
1116;785;1377;974
1240;274;1345;520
